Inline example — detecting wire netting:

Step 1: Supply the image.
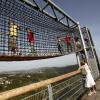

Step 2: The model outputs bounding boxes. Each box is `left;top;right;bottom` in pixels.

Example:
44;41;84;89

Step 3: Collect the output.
0;0;80;58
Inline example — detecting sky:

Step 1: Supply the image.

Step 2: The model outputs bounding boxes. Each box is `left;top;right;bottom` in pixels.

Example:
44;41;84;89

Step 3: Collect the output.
0;54;77;72
0;0;100;72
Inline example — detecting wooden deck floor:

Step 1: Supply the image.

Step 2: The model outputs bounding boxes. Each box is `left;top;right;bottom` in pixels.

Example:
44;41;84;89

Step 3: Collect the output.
81;77;100;100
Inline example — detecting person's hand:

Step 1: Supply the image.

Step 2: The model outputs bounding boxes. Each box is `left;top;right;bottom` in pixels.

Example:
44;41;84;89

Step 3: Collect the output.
78;67;81;70
79;66;84;70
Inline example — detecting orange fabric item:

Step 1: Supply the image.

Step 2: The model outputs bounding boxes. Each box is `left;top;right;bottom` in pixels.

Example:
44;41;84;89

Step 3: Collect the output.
65;34;71;45
27;32;35;43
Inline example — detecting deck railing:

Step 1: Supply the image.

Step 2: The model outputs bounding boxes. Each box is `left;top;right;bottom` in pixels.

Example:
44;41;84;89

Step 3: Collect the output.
0;70;87;100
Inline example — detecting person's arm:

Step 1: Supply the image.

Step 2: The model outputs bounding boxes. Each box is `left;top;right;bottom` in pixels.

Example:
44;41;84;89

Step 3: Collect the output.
15;24;20;30
79;65;85;70
7;21;11;35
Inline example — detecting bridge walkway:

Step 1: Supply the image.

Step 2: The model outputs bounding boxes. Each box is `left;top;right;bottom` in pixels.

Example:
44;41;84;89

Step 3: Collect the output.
81;77;100;100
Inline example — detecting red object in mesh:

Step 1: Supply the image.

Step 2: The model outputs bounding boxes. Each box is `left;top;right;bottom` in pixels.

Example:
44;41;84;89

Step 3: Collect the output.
27;32;35;43
65;34;71;45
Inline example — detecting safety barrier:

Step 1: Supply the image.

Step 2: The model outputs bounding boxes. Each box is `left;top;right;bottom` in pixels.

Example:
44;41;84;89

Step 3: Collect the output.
0;70;83;100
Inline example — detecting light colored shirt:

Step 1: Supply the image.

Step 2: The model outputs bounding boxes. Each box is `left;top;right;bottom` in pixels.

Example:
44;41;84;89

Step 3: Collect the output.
83;63;91;73
9;23;18;36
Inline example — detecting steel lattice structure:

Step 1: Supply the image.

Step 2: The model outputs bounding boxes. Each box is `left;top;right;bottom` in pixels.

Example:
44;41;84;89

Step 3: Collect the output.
0;0;83;61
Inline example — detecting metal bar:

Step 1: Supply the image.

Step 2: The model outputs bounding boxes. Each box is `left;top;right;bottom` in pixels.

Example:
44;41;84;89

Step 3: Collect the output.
77;22;89;64
21;0;40;10
53;78;81;96
32;0;40;8
44;0;77;25
66;17;70;27
68;86;83;100
41;3;49;11
56;80;82;100
87;28;94;46
48;84;53;100
22;88;48;100
93;48;100;71
86;28;100;70
59;16;65;21
76;52;81;67
85;27;99;63
51;6;58;20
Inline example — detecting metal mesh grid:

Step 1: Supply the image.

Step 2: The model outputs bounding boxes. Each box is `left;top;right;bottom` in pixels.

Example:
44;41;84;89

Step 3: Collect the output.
0;0;79;59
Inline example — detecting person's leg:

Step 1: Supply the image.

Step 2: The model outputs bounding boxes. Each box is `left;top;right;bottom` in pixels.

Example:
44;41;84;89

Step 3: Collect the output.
10;36;15;54
92;85;96;93
28;42;31;54
31;43;36;55
59;47;62;54
58;45;62;54
11;47;16;54
88;87;93;96
82;75;86;88
94;85;96;91
12;36;17;54
69;44;73;52
60;44;64;54
67;44;70;53
8;36;11;52
14;36;19;54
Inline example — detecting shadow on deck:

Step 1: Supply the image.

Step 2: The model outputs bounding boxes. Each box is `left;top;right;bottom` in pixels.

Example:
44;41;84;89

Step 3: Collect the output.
81;77;100;100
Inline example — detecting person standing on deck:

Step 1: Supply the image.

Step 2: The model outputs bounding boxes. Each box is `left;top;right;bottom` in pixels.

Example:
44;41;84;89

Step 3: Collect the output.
80;61;96;96
8;19;20;54
74;36;82;51
26;28;35;55
65;33;72;53
57;36;63;55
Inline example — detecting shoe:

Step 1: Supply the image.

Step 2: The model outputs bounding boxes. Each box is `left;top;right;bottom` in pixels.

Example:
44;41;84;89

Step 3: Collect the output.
88;92;93;96
93;91;96;94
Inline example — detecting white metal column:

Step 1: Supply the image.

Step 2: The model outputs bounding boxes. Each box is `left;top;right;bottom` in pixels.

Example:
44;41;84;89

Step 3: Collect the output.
48;84;53;100
77;22;89;64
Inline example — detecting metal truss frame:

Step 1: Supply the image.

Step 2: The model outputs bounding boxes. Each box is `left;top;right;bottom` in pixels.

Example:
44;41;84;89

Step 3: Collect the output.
21;0;78;28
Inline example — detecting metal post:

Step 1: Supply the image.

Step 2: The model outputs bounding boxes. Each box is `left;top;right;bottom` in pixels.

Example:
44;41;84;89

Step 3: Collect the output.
93;48;100;71
86;28;100;72
86;28;98;63
48;84;53;100
85;28;100;78
77;22;89;64
76;52;81;67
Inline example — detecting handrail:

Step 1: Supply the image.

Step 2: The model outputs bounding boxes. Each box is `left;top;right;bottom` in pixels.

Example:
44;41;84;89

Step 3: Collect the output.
0;70;80;100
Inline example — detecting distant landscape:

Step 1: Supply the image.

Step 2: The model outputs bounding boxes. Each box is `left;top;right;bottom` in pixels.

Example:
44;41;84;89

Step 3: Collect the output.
0;64;78;93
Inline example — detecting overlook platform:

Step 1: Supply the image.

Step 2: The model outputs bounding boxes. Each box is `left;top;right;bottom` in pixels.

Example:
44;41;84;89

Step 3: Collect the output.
81;77;100;100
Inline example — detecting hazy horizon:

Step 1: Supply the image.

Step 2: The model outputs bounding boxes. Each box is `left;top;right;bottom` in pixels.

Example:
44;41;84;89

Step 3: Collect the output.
0;54;77;72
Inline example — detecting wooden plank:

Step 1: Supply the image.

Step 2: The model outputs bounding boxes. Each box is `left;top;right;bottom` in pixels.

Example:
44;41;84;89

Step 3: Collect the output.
0;55;59;61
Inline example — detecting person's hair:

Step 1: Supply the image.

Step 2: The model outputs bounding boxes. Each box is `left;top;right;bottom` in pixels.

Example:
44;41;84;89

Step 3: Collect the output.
84;59;87;64
57;36;59;38
81;61;85;66
26;28;29;31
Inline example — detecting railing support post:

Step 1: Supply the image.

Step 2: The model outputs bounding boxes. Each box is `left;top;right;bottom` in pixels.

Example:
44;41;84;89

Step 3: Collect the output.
77;22;89;64
48;84;53;100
